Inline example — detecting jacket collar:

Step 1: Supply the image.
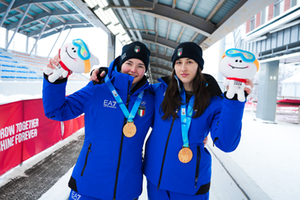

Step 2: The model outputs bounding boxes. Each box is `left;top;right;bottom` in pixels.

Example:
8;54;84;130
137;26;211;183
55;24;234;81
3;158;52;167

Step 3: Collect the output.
159;75;183;93
107;56;149;95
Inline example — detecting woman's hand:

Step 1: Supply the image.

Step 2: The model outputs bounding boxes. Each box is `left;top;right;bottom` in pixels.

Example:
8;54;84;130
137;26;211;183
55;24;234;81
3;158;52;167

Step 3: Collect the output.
244;79;253;95
44;55;59;76
48;55;60;70
89;67;107;82
44;54;73;82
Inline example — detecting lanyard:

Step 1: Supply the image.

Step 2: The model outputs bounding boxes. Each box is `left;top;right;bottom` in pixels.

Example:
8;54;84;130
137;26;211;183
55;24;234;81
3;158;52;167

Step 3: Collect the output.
180;91;194;148
105;76;144;122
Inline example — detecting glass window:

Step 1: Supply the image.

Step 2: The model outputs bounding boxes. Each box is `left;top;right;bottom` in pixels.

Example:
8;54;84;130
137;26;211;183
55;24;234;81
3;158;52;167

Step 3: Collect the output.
250;16;255;31
261;8;266;25
274;0;284;17
291;0;299;7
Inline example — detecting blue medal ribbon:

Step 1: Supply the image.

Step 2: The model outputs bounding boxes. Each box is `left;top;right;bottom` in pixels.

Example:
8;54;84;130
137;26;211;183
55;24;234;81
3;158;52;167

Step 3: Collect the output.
180;91;194;148
105;76;144;122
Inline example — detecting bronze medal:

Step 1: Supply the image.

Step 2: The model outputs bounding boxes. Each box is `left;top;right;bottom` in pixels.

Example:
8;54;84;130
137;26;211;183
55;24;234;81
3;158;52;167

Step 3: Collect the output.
123;122;136;138
178;147;193;163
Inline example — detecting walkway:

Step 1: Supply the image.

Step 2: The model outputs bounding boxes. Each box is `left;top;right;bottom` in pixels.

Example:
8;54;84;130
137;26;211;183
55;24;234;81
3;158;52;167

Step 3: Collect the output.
1;110;299;200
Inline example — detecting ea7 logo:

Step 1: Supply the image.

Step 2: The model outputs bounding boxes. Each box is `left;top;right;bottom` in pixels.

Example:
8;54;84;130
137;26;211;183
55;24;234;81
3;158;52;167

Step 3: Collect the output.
71;191;81;200
104;100;117;108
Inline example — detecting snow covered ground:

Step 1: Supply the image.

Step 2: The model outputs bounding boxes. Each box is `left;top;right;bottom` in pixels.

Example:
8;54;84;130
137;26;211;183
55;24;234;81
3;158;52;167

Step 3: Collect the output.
0;94;42;105
226;110;300;200
1;94;300;199
39;109;300;200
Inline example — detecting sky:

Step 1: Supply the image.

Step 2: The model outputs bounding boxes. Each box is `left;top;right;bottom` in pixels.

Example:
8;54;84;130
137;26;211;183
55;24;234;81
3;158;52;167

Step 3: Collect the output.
0;25;226;82
36;27;222;77
37;28;111;71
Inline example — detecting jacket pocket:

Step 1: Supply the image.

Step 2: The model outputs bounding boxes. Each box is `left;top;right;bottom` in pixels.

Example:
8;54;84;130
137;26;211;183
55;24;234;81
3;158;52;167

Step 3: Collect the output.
81;143;92;176
194;146;201;188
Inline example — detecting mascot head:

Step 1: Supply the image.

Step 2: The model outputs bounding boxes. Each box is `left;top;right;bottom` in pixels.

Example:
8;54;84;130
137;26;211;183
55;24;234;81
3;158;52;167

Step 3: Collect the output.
220;48;259;79
59;39;99;73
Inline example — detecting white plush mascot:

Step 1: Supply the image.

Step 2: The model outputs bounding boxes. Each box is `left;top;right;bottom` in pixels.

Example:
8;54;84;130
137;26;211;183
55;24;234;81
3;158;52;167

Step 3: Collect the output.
45;38;99;82
220;48;259;102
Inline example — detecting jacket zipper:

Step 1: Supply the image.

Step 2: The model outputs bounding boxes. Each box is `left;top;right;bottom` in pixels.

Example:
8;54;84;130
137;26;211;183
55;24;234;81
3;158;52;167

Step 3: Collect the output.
113;81;131;200
157;110;177;189
195;146;201;188
81;143;92;176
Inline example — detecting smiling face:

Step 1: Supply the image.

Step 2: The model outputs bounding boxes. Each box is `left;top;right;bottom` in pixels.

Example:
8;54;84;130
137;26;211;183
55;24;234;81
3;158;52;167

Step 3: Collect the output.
59;41;99;73
219;56;257;79
60;43;86;73
121;58;146;85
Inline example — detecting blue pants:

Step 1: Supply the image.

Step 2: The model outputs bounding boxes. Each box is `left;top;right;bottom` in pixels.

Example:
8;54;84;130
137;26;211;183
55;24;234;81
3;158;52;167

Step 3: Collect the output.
69;190;138;200
147;179;209;200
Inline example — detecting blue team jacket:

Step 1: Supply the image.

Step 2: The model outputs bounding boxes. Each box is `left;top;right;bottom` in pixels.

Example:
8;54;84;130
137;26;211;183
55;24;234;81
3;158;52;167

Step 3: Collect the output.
144;75;245;195
43;56;154;200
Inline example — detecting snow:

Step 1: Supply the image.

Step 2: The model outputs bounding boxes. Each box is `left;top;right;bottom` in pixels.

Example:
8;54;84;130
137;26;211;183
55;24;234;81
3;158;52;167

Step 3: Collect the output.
282;72;300;84
0;94;42;105
227;110;300;200
1;95;300;199
0;129;84;188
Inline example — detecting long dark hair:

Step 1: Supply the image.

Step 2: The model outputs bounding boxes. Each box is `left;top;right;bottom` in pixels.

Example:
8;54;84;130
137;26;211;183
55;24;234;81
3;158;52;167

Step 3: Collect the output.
161;66;210;120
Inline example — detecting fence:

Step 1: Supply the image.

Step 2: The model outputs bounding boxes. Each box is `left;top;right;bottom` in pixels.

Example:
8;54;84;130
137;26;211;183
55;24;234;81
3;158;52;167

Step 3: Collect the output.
0;98;84;176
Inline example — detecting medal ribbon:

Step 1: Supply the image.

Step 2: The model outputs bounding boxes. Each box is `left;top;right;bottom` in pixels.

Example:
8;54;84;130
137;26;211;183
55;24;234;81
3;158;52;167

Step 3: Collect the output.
105;76;144;122
180;91;194;148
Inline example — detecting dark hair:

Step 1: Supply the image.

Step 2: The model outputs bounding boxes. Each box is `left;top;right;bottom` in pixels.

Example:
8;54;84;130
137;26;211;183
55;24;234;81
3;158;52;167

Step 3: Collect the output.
161;66;210;120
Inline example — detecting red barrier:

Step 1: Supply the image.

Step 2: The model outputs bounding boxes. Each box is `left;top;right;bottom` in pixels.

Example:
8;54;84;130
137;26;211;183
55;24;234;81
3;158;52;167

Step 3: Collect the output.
0;101;23;176
77;115;85;130
22;99;62;162
62;115;84;140
0;99;85;176
277;99;300;107
62;119;74;139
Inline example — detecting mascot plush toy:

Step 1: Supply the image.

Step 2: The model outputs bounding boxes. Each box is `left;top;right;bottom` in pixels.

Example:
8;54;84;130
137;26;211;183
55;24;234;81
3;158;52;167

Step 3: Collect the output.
219;48;259;102
45;38;99;83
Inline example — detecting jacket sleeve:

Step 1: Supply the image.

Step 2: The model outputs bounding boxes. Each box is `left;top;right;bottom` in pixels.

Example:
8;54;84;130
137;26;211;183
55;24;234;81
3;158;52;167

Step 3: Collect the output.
209;96;245;152
42;74;93;121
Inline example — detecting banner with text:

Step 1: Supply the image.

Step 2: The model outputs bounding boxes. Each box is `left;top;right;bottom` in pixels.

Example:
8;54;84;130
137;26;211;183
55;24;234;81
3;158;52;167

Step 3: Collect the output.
0;101;23;176
0;99;84;176
0;99;61;175
22;99;61;161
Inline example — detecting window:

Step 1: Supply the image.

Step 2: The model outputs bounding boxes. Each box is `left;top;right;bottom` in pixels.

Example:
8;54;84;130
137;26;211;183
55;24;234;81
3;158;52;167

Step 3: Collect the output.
261;8;266;25
250;16;255;31
291;0;300;7
274;0;284;17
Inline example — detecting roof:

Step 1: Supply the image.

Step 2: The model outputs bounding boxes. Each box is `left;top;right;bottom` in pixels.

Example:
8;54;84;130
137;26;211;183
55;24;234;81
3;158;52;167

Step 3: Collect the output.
0;0;98;39
0;0;275;82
